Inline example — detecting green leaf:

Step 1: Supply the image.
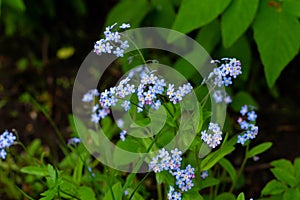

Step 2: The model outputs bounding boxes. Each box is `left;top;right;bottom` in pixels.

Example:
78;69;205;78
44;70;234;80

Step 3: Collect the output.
156;171;174;185
3;0;25;11
231;91;258;112
262;180;286;196
253;0;300;87
171;0;231;36
20;166;48;177
283;0;300;17
236;192;245;200
219;158;236;181
271;168;297;187
294;158;300;181
221;0;259;48
196;19;221;53
78;186;96;200
200;145;235;171
199;177;220;190
182;191;204;200
215;192;235;200
283;188;300;200
150;0;176;28
104;182;122;200
105;0;151;28
247;142;272;158
271;159;295;175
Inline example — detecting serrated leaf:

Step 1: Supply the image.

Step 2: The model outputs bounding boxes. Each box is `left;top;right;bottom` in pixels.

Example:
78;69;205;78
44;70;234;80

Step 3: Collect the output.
271;159;294;175
219;158;236;181
200;145;235;171
20;166;48;176
221;0;259;48
105;0;151;28
196;19;221;53
271;168;297;187
247;142;272;158
262;180;286;196
283;188;300;200
253;0;300;87
237;192;245;200
171;0;231;40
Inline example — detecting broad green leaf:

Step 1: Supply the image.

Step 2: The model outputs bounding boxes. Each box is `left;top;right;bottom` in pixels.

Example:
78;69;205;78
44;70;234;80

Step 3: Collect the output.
294;158;300;180
262;180;286;196
253;0;300;87
104;182;122;200
200;145;235;171
231;91;258;112
271;159;294;175
283;188;300;200
236;192;245;200
247;142;272;158
3;0;25;11
219;158;236;181
271;168;297;187
20;166;48;177
215;192;235;200
196;19;221;53
199;177;220;190
183;191;204;200
221;0;259;48
78;186;96;200
150;0;176;28
283;0;300;17
105;0;151;28
171;0;231;36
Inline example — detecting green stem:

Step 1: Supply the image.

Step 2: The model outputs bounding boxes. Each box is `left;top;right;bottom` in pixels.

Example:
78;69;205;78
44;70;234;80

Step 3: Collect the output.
128;172;150;200
229;143;249;192
157;183;163;200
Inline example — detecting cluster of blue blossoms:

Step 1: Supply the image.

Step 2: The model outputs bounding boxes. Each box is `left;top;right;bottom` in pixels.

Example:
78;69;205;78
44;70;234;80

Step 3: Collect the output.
82;68;193;141
209;58;242;87
237;105;259;145
201;123;223;148
149;148;195;200
206;58;242;104
93;23;130;57
0;130;16;159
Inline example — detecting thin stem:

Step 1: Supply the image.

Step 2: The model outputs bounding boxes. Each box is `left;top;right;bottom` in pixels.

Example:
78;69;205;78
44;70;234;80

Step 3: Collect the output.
157;183;163;200
128;172;150;200
229;143;249;192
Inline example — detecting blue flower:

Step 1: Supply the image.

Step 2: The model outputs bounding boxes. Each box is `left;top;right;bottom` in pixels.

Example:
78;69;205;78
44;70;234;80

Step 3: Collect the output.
247;111;257;121
0;130;16;160
200;170;209;179
121;100;131;111
120;130;127;141
67;137;81;145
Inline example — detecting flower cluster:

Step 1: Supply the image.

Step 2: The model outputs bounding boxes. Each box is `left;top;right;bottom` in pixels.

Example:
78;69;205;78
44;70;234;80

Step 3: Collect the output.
82;68;193;126
93;23;130;57
209;58;242;87
237;105;259;145
0;130;16;159
201;122;223;148
212;90;232;105
149;148;195;200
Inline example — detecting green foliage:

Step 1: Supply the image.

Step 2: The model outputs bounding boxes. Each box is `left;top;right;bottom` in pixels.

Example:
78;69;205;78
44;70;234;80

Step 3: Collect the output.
261;158;300;199
253;0;300;87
